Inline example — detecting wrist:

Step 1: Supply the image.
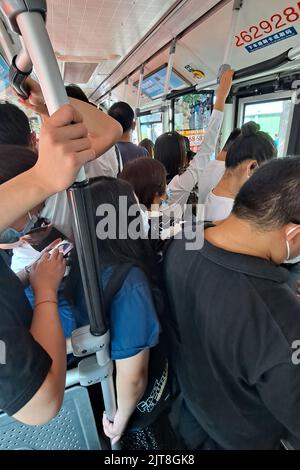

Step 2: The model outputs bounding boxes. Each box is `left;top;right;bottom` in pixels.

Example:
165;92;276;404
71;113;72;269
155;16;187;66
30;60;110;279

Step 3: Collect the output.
214;99;226;112
24;168;51;201
33;287;57;303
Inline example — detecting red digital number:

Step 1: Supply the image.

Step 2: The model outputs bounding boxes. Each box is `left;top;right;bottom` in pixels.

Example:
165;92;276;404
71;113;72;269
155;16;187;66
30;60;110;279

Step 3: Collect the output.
235;35;244;47
259;20;273;34
249;25;263;40
240;30;253;42
283;6;299;22
271;14;287;29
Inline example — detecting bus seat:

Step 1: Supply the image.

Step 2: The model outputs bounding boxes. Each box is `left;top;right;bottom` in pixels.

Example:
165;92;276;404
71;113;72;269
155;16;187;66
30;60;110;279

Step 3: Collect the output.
0;386;100;450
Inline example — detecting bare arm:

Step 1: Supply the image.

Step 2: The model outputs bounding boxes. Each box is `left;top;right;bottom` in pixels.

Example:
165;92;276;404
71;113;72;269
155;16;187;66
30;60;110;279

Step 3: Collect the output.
13;250;66;425
0;104;95;233
68;98;123;156
20;77;123;156
103;350;149;444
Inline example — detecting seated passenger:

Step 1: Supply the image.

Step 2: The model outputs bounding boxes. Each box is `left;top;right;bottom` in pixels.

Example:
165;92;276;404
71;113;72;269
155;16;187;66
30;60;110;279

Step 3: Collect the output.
139;138;154;158
0;104;93;425
66;177;175;450
165;157;300;449
205;122;277;222
108;101;149;166
120;157;183;246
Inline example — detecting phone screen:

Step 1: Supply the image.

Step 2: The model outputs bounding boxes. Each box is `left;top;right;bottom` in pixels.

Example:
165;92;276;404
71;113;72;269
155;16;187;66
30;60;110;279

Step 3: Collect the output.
49;241;73;257
62;242;73;257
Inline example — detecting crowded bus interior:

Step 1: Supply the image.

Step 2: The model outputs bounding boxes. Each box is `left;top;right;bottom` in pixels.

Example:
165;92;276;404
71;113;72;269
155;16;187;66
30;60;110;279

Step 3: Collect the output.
1;0;300;453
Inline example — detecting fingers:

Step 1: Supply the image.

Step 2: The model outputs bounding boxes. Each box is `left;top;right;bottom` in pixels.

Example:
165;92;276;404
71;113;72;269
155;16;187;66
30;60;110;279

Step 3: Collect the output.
76;147;97;164
52;122;89;141
49;105;83;128
44;239;62;252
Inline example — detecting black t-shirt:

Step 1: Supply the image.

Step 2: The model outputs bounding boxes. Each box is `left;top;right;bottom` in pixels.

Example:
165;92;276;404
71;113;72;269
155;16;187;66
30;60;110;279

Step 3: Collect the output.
0;253;52;416
165;230;300;449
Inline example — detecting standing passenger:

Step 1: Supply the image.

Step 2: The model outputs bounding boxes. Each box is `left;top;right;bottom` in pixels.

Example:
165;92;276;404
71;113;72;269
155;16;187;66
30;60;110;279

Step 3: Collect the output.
108;102;149;166
165;157;300;449
155;70;234;221
139;138;155;158
205;121;277;221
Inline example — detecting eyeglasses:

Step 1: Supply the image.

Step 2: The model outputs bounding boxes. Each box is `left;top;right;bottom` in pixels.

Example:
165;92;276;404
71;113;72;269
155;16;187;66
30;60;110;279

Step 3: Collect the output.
291;219;300;225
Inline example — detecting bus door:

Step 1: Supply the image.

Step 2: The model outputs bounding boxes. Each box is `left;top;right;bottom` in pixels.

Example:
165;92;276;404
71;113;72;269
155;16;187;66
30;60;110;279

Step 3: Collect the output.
139;112;163;142
237;90;294;158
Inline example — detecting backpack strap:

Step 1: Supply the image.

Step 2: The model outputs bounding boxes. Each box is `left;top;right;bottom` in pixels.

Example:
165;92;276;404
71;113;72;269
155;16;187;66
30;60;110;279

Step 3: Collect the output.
103;263;134;313
115;144;123;176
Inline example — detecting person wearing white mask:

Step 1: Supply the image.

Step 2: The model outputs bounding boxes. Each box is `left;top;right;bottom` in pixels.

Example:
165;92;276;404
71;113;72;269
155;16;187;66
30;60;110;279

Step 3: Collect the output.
119;157;181;246
165;156;300;450
205;121;277;222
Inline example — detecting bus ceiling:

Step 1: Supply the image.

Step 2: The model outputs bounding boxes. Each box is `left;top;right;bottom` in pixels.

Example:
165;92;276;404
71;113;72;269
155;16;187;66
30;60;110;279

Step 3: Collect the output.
88;0;300;106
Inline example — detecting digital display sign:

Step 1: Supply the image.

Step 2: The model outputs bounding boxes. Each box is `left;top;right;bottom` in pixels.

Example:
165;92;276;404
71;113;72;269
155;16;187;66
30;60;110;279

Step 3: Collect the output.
134;65;190;99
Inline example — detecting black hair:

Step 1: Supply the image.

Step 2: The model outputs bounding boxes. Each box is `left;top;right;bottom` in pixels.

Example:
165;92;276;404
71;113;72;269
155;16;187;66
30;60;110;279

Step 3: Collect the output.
0;103;32;147
139;138;154;158
120;157;166;209
225;122;277;169
108;101;134;133
65;84;90;103
0;145;37;184
233;156;300;229
183;136;196;162
65;177;159;306
222;128;241;152
154;131;187;182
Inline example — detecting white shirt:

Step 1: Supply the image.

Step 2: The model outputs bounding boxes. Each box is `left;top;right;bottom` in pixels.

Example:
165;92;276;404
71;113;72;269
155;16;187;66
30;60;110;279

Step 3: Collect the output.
197;160;225;204
163;109;223;221
11;242;41;273
41;148;119;238
205;191;234;222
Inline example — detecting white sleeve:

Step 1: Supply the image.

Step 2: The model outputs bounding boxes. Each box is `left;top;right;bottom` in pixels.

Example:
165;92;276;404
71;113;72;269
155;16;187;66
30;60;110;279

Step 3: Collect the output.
85;147;118;178
167;109;224;210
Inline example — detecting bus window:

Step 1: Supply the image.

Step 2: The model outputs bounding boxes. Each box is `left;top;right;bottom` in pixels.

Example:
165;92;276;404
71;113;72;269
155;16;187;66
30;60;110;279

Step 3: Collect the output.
238;92;293;158
140;113;163;142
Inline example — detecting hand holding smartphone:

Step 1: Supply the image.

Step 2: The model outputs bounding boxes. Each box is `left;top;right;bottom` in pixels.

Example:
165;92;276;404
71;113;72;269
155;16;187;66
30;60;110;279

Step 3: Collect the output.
49;240;73;258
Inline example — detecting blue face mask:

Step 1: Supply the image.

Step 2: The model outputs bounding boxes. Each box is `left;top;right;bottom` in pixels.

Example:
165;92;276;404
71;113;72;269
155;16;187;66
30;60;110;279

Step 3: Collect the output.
0;227;20;244
19;212;39;237
160;190;171;209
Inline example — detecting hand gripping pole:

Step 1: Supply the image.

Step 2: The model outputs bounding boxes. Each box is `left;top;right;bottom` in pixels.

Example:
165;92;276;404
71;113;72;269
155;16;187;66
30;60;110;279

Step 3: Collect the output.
0;0;118;448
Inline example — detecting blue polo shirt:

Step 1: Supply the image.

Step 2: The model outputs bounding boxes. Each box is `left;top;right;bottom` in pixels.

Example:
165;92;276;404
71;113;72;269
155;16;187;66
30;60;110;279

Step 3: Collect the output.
75;266;160;360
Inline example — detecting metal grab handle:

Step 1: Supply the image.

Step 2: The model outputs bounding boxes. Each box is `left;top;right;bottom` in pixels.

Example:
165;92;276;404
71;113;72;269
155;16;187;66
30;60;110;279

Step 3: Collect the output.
9;54;31;98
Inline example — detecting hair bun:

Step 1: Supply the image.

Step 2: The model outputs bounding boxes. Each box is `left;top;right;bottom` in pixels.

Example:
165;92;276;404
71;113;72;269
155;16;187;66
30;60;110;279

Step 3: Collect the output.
241;121;260;137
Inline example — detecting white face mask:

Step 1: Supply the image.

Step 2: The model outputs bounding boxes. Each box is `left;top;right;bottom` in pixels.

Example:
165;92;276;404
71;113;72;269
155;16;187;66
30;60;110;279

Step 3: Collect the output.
285;226;300;264
140;209;150;237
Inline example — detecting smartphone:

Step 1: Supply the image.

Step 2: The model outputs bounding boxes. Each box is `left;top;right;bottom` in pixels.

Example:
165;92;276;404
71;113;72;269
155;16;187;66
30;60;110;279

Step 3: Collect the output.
49;240;73;257
26;224;51;235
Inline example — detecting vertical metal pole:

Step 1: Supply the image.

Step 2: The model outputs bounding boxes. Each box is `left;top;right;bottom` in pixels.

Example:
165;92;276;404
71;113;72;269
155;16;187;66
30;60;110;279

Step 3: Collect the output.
135;64;144;143
123;76;129;102
222;0;243;66
163;39;177;97
10;6;118;448
162;39;177;133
